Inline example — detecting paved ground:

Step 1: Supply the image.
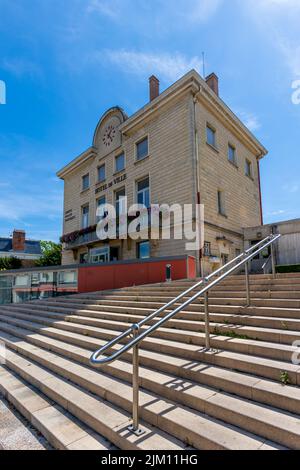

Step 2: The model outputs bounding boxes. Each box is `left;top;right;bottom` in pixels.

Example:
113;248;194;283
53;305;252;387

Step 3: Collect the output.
0;397;50;450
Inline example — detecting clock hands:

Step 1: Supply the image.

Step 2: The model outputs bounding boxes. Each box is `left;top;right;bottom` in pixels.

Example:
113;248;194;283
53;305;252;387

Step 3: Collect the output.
102;125;116;146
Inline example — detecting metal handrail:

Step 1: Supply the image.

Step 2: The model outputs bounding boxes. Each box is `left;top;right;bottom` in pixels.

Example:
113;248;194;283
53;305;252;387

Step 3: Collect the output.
262;255;272;274
89;233;280;435
90;234;275;364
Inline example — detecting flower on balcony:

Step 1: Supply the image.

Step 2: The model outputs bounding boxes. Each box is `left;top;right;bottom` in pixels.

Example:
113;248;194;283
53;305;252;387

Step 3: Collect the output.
60;224;97;244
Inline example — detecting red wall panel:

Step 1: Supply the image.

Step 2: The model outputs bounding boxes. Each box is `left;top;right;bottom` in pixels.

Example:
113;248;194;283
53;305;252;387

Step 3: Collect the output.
78;256;196;294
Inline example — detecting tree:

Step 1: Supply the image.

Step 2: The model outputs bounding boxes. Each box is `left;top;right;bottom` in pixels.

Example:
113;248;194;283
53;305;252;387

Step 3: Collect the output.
35;241;62;267
0;256;22;271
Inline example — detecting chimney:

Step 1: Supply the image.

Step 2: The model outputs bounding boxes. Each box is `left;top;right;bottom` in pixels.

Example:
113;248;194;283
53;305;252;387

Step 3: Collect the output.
149;75;160;101
205;73;219;96
12;229;26;252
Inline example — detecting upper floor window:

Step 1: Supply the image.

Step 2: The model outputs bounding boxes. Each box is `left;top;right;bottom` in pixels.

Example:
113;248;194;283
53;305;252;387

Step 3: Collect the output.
82;174;90;191
203;241;211;257
217;190;226;216
98;164;106;183
115;188;126;217
81;204;89;229
96;196;106;222
245;159;252;178
115;153;125;173
136;137;149;161
206;125;216;148
228;144;237;165
137;177;150;208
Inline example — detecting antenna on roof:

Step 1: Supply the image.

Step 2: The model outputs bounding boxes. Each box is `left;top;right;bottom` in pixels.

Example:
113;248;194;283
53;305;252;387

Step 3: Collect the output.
202;52;206;78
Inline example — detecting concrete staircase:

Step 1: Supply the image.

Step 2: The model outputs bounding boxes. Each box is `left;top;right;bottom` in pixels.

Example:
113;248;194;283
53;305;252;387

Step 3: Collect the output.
0;273;300;450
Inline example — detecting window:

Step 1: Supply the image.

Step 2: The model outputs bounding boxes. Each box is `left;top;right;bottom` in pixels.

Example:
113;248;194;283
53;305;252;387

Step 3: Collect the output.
98;164;106;183
79;253;88;264
136;137;149;161
217;190;226;216
203;242;211;257
228;144;237;165
82;174;90;191
58;270;77;285
89;247;110;264
115;188;126;217
137;241;150;259
206;125;216;147
245;159;252;178
14;275;30;287
221;254;229;266
137;177;150;208
81;204;89;228
115;153;125;173
96;196;106;221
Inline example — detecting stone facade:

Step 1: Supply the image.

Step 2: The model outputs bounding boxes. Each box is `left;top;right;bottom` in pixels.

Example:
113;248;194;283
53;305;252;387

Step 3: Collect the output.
57;70;267;275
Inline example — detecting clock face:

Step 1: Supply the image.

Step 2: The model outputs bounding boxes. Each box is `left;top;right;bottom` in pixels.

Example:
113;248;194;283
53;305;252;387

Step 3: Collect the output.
102;124;116;147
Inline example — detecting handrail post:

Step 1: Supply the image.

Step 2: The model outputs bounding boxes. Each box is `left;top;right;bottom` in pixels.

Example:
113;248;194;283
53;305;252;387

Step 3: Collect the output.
128;324;145;436
271;242;276;279
203;279;210;350
245;261;251;307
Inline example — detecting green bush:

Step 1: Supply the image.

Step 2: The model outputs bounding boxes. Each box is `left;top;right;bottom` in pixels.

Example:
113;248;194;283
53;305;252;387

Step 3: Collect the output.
0;256;23;271
35;241;62;267
276;264;300;273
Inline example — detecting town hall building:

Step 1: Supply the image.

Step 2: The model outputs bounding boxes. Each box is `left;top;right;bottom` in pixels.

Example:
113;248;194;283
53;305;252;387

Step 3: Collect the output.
57;70;267;275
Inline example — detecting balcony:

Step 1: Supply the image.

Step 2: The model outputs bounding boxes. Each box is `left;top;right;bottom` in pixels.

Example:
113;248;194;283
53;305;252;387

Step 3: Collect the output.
64;229;100;250
62;211;158;251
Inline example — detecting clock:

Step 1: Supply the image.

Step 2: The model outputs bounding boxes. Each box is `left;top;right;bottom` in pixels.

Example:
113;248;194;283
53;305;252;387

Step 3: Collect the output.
102;124;116;147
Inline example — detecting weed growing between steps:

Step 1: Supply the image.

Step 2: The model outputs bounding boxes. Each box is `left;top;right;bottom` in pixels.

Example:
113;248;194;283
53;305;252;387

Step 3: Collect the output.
280;371;291;385
213;326;255;341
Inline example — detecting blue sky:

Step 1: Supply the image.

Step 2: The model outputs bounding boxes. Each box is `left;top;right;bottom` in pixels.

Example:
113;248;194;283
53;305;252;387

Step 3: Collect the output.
0;0;300;242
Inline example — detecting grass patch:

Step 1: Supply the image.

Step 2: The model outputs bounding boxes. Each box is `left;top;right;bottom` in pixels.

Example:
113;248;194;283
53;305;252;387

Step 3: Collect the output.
213;326;253;341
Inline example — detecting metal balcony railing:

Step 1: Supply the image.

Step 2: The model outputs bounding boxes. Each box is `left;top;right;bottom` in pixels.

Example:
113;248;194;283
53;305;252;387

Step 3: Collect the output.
89;233;281;435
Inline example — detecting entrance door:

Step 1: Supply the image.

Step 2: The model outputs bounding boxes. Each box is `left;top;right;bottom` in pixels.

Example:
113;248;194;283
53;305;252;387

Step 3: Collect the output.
110;247;120;262
89;247;110;264
221;253;229;266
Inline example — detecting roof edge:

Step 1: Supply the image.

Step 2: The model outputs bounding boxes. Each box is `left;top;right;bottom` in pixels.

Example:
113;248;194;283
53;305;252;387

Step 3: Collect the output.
56;147;97;179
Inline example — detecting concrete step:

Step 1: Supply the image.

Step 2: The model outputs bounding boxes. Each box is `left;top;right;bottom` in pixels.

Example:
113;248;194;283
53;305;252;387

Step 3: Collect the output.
23;299;300;324
0;314;299;386
1;321;300;417
0;330;289;449
2;348;189;450
0;310;295;368
33;290;300;302
4;302;300;333
31;296;300;310
0;366;115;450
17;300;300;322
1;305;300;350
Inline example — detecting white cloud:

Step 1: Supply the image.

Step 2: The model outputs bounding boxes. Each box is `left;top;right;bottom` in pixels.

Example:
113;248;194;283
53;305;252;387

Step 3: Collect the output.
87;0;223;25
253;0;300;9
278;40;300;76
235;110;261;132
173;0;223;23
101;50;202;82
242;0;300;78
282;183;299;193
266;209;287;216
87;0;120;18
1;58;42;78
0;186;62;222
